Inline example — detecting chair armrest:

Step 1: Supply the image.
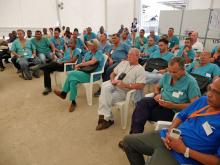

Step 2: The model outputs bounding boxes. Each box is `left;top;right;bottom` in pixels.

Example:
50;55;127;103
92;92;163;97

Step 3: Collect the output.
64;63;75;74
125;89;136;102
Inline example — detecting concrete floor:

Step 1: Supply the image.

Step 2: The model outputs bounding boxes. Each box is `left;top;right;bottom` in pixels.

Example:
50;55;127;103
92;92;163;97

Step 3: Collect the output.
0;63;154;165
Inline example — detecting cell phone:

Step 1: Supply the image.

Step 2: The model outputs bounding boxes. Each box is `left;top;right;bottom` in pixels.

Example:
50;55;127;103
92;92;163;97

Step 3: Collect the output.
170;128;181;139
118;72;126;80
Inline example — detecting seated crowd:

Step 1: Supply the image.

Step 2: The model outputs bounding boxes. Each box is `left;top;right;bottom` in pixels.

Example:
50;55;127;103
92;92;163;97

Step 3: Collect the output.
1;25;220;165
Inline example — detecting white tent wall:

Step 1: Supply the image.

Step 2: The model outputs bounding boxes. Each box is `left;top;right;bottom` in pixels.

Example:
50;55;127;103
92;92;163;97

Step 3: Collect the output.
0;0;139;37
106;0;136;34
59;0;105;33
187;0;220;9
0;0;58;37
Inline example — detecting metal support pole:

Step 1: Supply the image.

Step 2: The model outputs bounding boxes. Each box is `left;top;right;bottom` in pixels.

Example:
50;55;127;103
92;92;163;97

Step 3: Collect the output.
204;8;213;47
178;9;185;39
55;0;62;28
105;0;108;31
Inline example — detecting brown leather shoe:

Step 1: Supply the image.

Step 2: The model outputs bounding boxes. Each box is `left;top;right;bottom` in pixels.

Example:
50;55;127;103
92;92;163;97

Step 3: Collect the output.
96;119;114;130
54;89;66;99
98;115;104;124
118;140;124;151
69;103;76;112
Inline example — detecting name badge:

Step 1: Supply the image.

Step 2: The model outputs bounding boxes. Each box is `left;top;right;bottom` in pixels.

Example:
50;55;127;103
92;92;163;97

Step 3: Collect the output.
206;73;211;78
179;91;183;95
202;121;213;136
172;92;180;98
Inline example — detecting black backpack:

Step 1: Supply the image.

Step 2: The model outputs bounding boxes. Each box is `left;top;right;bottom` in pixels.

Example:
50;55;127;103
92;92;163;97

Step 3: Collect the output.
145;58;168;72
190;73;210;94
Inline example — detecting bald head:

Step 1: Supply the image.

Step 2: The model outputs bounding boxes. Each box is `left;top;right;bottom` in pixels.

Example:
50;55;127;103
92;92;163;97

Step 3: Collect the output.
191;31;198;41
128;48;140;65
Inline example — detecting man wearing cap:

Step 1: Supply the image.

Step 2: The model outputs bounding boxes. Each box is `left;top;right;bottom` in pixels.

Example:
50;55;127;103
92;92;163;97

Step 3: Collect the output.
54;39;104;112
122;77;220;165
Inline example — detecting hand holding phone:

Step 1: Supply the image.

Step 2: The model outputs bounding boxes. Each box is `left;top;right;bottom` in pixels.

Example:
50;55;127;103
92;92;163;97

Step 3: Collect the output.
169;128;181;139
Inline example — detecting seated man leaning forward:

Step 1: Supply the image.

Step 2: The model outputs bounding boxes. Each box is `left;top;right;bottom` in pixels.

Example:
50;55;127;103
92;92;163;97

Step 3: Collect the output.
96;48;146;130
129;57;201;134
123;78;220;165
53;39;104;112
145;38;174;84
33;40;81;95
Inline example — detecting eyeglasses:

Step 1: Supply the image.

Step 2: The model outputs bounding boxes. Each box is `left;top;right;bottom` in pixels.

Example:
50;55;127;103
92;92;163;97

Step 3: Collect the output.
207;85;220;96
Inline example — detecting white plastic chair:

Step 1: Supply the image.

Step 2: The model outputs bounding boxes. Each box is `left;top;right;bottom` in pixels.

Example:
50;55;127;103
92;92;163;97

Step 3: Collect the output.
80;54;108;106
113;89;137;129
55;54;108;106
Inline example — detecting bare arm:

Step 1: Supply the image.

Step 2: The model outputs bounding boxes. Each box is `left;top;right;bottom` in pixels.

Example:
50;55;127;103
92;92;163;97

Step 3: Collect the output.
172;96;199;110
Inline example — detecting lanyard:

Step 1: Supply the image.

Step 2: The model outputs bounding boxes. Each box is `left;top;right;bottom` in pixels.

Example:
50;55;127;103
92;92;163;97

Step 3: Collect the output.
187;105;220;119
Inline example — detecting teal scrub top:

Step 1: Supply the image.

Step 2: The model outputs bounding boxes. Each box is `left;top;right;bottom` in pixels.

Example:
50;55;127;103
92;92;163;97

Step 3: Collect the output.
150;51;174;62
186;62;220;80
98;42;111;54
169;35;179;49
159;73;201;109
146;35;160;43
110;43;130;62
211;46;219;55
121;39;132;47
134;36;148;49
177;46;195;60
141;44;159;56
50;36;65;51
31;37;51;55
84;32;97;42
11;39;35;59
57;47;81;63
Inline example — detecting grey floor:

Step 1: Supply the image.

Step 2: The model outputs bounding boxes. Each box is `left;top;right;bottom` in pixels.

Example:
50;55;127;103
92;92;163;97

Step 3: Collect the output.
0;63;154;165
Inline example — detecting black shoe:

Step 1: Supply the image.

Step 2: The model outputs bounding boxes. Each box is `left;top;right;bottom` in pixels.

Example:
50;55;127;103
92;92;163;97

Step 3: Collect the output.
94;88;101;97
0;67;4;71
42;88;52;95
32;73;40;78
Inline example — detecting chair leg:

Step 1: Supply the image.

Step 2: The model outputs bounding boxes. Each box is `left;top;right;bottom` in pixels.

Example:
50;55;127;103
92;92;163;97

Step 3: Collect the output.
84;83;93;106
120;104;128;130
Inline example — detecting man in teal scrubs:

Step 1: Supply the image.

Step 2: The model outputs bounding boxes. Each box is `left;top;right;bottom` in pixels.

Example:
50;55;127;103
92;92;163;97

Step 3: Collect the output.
177;37;195;63
54;39;104;112
168;27;179;53
84;27;97;45
186;51;220;81
103;33;130;81
145;38;174;84
31;31;56;64
50;27;66;58
120;30;132;47
146;30;160;44
134;29;147;50
139;36;159;65
11;29;41;80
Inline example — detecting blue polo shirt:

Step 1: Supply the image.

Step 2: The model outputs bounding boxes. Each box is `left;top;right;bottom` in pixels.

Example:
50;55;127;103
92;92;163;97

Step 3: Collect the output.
110;43;130;62
50;36;65;51
160;96;220;165
186;62;220;80
159;73;201;111
177;46;195;61
169;35;179;49
150;51;174;62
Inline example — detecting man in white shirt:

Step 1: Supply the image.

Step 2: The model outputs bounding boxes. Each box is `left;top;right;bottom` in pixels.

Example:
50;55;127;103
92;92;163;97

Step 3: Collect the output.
190;31;203;53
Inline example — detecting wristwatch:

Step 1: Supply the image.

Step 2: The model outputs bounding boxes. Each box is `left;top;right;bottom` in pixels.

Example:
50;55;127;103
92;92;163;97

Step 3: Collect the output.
184;147;190;158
